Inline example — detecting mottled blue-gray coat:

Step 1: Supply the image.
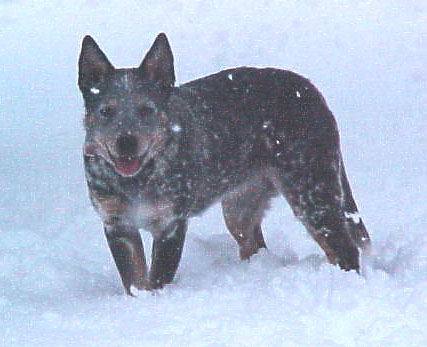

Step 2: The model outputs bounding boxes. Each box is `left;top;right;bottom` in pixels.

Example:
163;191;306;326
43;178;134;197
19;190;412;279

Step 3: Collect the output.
78;33;370;295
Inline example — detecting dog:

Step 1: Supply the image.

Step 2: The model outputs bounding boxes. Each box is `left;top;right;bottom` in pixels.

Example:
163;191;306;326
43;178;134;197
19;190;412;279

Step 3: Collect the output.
78;33;370;295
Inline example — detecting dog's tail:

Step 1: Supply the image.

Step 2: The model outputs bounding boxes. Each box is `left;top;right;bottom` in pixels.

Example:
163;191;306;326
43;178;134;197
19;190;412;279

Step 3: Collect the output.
339;157;371;251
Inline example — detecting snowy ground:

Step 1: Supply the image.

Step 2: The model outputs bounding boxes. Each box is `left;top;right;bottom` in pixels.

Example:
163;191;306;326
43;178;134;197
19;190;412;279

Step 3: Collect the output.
1;1;426;346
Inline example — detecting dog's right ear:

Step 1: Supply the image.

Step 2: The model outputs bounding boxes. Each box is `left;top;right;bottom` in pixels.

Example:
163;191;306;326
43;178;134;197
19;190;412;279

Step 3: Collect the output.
78;35;114;95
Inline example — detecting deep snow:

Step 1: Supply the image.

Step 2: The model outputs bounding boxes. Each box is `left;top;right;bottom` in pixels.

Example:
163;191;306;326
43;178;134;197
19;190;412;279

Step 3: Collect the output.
0;1;426;346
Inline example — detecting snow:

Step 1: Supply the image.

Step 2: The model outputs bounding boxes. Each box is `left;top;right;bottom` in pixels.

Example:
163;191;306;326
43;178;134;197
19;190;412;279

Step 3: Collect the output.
90;87;100;95
345;212;362;224
171;123;182;133
1;0;427;346
262;121;271;129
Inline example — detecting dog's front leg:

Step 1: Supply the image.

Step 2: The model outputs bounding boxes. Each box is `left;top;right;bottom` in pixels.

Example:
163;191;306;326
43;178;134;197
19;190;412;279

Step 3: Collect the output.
104;224;149;295
149;219;187;289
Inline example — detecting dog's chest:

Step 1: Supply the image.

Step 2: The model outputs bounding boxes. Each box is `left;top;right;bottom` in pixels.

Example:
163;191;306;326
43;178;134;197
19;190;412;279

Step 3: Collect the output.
85;155;186;230
130;199;176;233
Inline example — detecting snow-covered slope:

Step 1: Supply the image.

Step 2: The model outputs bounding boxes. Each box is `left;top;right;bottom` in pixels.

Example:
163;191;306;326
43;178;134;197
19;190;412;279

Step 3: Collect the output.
1;1;426;345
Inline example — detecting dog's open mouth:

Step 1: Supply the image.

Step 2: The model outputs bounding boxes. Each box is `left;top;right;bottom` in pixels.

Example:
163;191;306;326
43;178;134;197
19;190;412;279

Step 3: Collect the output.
111;154;147;177
84;137;158;178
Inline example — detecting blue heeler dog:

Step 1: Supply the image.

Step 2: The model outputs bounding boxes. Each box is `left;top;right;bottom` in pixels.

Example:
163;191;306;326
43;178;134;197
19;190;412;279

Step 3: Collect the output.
78;33;370;295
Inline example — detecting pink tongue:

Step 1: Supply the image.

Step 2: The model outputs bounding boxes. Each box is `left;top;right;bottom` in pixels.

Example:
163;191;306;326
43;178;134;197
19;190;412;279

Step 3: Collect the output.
115;157;141;176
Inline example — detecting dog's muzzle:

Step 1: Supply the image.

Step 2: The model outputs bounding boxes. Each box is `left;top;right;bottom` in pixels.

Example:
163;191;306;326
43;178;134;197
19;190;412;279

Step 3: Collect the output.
84;133;157;178
108;134;145;177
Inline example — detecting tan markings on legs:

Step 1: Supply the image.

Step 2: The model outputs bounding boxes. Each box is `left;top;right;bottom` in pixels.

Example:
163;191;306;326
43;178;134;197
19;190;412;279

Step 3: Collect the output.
113;235;149;290
90;191;129;224
312;232;339;265
222;176;276;260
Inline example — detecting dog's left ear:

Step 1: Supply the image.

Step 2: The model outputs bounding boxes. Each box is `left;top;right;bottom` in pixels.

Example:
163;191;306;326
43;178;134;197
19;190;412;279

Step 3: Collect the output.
138;33;175;89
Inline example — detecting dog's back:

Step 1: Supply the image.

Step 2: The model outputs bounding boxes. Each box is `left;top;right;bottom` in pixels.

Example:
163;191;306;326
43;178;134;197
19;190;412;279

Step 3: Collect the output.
174;67;337;208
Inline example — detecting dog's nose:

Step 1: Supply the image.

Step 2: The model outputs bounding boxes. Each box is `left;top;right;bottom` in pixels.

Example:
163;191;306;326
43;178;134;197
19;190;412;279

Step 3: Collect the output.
116;135;139;157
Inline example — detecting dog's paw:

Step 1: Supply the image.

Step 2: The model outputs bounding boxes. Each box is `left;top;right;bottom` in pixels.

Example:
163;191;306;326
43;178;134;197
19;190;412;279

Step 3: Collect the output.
317;231;360;273
328;232;360;272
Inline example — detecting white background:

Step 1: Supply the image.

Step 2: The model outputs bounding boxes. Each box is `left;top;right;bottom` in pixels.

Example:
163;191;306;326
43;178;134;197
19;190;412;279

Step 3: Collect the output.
0;1;426;345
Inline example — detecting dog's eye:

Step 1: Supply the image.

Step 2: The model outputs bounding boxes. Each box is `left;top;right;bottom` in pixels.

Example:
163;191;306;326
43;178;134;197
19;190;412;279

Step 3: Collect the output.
100;106;117;119
137;106;155;118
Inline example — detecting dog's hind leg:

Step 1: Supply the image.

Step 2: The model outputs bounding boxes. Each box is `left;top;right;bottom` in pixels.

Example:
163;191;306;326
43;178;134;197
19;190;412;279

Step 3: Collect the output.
104;223;149;295
149;219;187;289
222;177;276;260
272;145;362;272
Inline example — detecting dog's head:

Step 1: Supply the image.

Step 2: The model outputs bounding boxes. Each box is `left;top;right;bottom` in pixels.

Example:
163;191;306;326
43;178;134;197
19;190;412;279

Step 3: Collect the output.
78;33;181;177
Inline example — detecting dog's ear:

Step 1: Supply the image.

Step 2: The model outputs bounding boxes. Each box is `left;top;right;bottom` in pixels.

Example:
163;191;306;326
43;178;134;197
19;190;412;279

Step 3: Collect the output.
138;33;175;89
78;35;114;94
